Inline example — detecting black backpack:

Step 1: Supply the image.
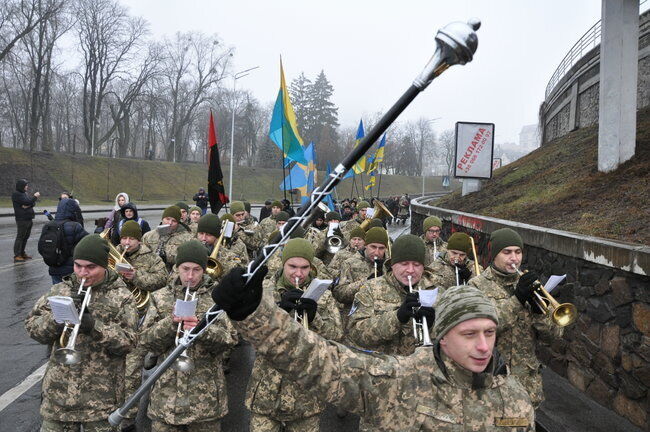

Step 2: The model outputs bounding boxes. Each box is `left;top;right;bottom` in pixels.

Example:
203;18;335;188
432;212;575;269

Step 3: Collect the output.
38;221;70;266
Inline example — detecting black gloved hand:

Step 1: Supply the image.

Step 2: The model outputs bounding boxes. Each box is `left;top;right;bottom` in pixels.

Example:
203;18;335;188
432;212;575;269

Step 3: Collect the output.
455;263;472;284
279;289;303;313
295;298;318;323
396;292;420;324
79;309;95;334
328;278;340;291
414;306;436;328
514;271;539;307
212;266;269;321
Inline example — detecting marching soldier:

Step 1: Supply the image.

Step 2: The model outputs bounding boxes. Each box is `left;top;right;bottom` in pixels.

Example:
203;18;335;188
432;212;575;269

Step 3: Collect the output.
174;202;191;224
230;200;259;258
340;200;369;238
264;228;331;279
245;238;343;432
115;221;168;430
332;227;389;308
140;240;237;431
347;234;440;356
422;216;447;266
469;227;563;407
429;232;483;288
142;206;194;271
309;211;343;265
328;226;365;275
256;200;283;240
243;200;258;223
25;235;138;431
213;272;536;431
187;206;203;235
196;213;243;276
219;213;250;265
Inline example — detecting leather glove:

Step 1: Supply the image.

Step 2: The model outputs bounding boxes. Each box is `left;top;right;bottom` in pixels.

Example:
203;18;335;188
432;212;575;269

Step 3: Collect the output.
79;309;95;334
295;298;318;323
455;263;472;284
514;271;539;307
396;292;420;324
211;266;268;321
278;289;303;313
414;306;436;328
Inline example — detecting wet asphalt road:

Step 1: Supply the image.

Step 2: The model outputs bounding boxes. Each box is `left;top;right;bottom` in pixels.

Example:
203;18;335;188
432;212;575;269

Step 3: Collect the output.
0;209;410;431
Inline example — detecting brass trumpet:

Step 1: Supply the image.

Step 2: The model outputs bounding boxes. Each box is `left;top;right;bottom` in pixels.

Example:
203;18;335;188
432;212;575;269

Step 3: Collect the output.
407;275;432;346
55;278;90;365
205;222;226;279
512;265;577;327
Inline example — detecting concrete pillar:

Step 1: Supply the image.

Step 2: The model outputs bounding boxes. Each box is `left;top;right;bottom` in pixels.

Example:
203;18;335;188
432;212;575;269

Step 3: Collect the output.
598;0;639;173
569;82;579;131
461;179;481;196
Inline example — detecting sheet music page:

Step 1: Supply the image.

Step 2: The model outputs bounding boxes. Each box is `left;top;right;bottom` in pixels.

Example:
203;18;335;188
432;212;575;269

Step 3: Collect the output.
545;275;566;293
302;278;332;302
174;299;198;317
47;296;80;324
418;288;439;307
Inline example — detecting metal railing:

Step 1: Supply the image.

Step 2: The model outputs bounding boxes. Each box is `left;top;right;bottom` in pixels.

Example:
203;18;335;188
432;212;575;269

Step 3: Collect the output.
545;0;648;99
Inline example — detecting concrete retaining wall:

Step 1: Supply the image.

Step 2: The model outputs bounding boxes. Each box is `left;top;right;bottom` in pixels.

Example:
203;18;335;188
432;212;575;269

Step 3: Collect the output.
411;197;650;429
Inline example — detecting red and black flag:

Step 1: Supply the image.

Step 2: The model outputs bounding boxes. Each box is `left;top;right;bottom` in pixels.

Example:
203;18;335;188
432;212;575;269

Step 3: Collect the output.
207;111;229;213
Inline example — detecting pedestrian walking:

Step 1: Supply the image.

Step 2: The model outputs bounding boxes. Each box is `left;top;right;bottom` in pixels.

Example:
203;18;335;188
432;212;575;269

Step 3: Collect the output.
12;179;40;263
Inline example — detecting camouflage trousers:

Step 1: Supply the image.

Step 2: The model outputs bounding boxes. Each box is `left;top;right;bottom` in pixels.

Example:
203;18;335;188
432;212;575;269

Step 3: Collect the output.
41;418;117;432
249;413;319;432
151;419;220;432
124;343;148;418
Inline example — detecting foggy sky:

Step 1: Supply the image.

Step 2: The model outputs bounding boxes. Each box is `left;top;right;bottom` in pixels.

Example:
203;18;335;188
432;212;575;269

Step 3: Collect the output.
119;0;605;144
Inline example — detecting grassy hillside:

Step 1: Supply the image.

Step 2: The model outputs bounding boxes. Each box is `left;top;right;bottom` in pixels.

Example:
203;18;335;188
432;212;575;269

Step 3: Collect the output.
434;107;650;245
0;147;459;206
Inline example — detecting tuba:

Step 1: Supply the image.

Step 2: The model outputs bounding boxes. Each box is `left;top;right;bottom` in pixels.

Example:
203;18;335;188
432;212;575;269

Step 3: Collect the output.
360;200;394;230
100;230;150;311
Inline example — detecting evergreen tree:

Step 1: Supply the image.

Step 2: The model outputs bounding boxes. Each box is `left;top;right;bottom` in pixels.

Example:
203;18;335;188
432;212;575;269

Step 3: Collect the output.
289;72;313;138
307;70;339;145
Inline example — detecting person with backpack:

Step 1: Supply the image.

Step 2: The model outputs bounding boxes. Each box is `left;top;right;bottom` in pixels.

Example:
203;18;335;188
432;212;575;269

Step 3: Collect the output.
39;198;88;284
12;179;40;263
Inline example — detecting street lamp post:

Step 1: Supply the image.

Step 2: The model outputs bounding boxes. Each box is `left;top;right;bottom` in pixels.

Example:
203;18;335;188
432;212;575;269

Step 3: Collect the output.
229;66;260;202
171;138;176;163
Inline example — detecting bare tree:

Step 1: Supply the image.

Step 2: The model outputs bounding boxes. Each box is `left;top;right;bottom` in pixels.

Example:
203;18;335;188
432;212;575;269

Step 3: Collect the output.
438;129;456;177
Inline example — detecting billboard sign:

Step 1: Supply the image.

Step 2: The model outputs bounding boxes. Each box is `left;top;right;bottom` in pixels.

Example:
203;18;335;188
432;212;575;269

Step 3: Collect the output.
454;122;495;179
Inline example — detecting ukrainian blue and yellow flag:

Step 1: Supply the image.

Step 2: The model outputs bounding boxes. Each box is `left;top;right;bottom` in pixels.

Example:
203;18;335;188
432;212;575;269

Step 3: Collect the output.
365;133;386;190
352;119;366;174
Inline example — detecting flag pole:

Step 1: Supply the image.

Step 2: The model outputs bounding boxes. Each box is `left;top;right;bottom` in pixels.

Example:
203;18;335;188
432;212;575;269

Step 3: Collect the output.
377;162;384;199
281;155;287;202
360;172;366;199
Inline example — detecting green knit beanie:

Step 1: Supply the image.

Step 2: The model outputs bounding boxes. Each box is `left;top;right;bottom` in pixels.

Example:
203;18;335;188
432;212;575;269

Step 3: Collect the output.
490;228;523;260
271;200;282;208
176;240;208;270
243;200;251;213
423;216;442;232
230;201;246;214
282;238;314;265
162;206;182;222
364;218;384;231
73;234;109;268
434;285;498;342
391;234;425;265
120;220;142;240
349;227;366;240
221;213;236;223
189;206;201;215
447;232;472;255
197;213;221;237
276;211;290;222
358;201;370;210
325;211;341;222
364;227;389;246
175;201;189;212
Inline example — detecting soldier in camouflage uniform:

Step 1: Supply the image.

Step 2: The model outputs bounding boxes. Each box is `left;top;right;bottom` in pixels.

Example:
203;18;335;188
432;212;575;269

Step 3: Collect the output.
187;206;202;235
174;201;190;224
114;221;168;429
469;227;563;407
195;213;244;276
340;200;369;238
328;226;365;276
332;227;389;308
140;240;237;431
429;232;483;288
25;235;138;432
347;234;442;356
264;228;331;280
255;200;283;247
142;206;194;271
213;272;536;431
228;201;259;259
219;213;250;265
245;238;343;432
422;216;448;266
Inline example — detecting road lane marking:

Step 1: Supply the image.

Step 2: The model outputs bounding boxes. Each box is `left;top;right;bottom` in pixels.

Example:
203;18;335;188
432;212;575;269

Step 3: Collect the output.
0;258;44;274
0;363;47;413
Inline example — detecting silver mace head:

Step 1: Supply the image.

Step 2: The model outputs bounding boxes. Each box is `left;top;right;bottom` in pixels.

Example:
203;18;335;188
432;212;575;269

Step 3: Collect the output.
414;18;481;89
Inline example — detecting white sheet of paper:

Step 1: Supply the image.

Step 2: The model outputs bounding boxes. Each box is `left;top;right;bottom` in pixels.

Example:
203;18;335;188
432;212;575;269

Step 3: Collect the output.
302;278;332;302
174;299;198;317
327;223;339;238
366;208;375;218
157;224;172;236
223;221;235;238
544;275;566;293
418;288;439;307
115;262;133;272
48;296;80;324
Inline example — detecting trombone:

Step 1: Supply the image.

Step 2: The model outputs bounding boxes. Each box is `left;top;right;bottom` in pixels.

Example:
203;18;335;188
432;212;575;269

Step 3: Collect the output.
54;278;90;365
512;265;577;327
407;276;432;346
172;282;196;372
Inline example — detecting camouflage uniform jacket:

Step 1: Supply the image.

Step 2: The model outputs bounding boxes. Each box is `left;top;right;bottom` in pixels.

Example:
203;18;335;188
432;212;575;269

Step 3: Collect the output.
422;235;448;267
235;294;535;431
236;217;260;257
142;225;194;269
188;221;198;236
139;274;237;425
246;276;343;421
340;217;362;239
328;245;357;276
347;271;441;355
166;244;243;286
255;215;278;248
264;251;331;281
332;251;385;306
429;251;484;289
469;265;563;406
117;244;167;294
24;271;138;422
224;236;250;265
